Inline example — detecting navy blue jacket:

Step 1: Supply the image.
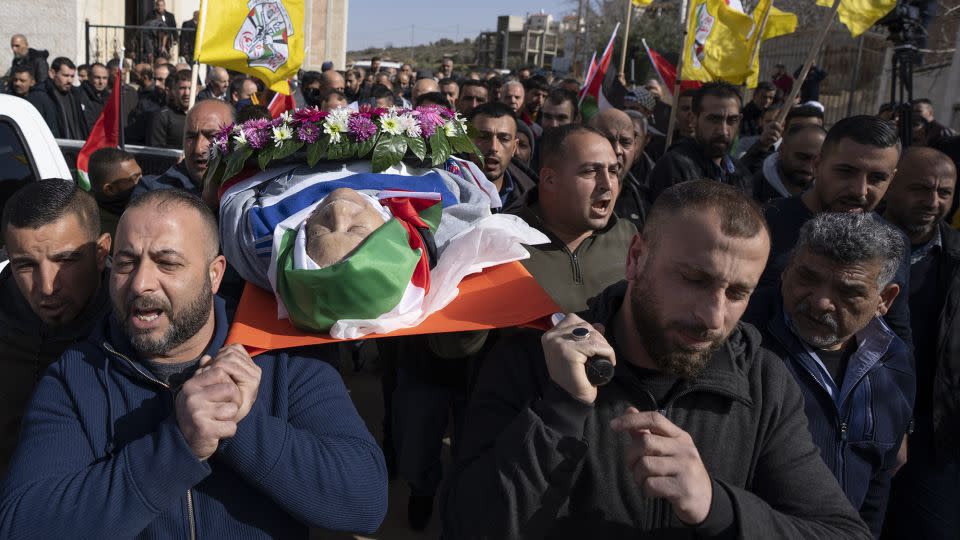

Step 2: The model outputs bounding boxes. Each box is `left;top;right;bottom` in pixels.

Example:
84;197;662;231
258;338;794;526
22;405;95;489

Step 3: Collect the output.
747;292;914;537
0;297;388;538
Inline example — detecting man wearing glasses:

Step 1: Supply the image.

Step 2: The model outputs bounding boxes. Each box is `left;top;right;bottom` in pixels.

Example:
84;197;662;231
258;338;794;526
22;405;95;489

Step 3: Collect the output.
647;82;752;202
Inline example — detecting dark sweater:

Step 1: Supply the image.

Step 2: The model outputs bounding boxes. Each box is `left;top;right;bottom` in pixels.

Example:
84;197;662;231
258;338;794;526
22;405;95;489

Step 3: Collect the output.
647;137;753;202
0;297;388;538
148;105;186;149
442;282;872;539
758;194;914;349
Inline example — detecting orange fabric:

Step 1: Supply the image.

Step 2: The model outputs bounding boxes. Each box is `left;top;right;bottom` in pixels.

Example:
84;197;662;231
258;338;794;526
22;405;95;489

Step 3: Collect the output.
226;261;559;356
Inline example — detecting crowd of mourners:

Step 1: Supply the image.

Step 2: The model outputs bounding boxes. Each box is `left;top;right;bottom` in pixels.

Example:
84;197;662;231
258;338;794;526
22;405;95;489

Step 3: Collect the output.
1;17;959;540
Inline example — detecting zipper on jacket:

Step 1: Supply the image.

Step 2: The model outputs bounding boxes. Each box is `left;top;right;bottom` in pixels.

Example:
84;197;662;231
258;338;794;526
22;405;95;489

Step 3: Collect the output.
102;342;197;538
571;252;583;284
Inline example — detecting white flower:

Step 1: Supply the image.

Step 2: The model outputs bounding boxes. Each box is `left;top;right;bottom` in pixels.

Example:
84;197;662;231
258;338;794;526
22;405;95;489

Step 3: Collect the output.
272;124;293;146
323;109;350;145
232;129;248;146
278;111;293;123
328;106;351;125
399;113;421;137
443;120;458;137
323;122;344;144
380;112;406;136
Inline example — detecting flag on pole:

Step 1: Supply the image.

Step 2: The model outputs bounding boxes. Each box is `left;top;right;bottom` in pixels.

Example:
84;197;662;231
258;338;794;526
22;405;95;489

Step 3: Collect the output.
76;67;123;190
268;87;297;117
195;0;305;94
579;23;620;120
579;51;598;99
816;0;896;37
642;40;702;98
682;0;754;83
745;0;797;87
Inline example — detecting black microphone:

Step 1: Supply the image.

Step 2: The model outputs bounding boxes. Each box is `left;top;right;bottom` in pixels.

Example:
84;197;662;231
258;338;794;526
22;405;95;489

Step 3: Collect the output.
553;314;615;387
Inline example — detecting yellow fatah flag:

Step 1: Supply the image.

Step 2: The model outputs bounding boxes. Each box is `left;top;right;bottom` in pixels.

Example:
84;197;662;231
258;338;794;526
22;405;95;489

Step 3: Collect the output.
816;0;896;37
195;0;305;94
632;0;654;6
745;0;797;87
683;0;754;83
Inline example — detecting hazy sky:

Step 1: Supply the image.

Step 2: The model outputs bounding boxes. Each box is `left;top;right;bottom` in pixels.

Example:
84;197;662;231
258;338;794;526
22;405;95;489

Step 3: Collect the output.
347;1;574;51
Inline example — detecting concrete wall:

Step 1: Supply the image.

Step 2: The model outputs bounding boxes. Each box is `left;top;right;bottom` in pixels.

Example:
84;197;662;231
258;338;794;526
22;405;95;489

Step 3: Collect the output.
305;0;348;71
1;0;82;74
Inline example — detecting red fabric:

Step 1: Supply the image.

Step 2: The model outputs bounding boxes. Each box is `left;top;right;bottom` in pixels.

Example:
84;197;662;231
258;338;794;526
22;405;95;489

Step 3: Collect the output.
380;196;437;295
77;69;122;175
268;89;296;118
582;30;617;102
645;46;702;98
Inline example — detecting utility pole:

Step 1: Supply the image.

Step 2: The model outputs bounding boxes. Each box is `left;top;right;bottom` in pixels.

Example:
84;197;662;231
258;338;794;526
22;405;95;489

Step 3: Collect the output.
572;0;586;77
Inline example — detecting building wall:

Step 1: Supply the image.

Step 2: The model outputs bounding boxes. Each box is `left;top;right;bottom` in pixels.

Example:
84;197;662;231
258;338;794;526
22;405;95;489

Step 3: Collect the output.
1;0;82;74
305;0;348;70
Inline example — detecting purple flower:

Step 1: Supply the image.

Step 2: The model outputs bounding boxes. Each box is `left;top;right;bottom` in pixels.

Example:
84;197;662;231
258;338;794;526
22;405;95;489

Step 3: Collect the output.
348;115;378;142
244;126;270;149
241;118;272;131
417;107;445;138
213;123;234;153
297;122;321;144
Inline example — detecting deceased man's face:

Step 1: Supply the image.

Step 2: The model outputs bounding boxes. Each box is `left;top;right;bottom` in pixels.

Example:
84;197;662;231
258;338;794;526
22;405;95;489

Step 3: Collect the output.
304;188;387;267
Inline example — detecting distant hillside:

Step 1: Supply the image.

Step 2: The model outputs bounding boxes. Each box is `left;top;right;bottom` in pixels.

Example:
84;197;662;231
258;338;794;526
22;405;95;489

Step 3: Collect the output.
347;38;478;71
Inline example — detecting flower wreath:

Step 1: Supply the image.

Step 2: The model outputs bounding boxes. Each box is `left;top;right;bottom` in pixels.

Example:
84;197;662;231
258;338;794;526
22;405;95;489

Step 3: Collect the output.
205;104;482;186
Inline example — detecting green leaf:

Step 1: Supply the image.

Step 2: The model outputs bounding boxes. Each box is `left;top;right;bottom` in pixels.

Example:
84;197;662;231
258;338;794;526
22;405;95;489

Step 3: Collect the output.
307;136;330;167
355;135;377;158
257;145;275;170
272;140;303;162
327;138;348;160
450;134;477;155
204;151;223;186
222;146;253;183
429;131;452;167
406;136;427;162
372;135;408;173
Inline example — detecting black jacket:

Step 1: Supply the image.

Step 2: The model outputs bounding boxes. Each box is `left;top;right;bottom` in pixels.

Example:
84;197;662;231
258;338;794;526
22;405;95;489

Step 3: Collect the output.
928;222;960;461
78;80;109;129
26;79;89;139
741;101;764;137
9;48;48;85
0;267;111;476
147;104;186;148
442;281;872;539
647;137;752;202
615;153;654;229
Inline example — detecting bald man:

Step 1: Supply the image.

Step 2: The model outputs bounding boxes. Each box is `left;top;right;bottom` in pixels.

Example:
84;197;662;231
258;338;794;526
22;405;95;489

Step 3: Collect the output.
321;70;345;94
137;99;235;198
590;109;647;228
499;81;524;115
882;147;960;540
412;78;440;102
198;67;229;101
9;34;49;85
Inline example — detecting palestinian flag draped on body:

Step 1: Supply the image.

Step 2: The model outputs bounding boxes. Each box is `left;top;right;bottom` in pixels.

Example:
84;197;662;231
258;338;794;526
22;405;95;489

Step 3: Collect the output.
579;23;619;121
682;0;754;83
816;0;896;37
744;0;797;87
76;66;123;190
195;0;305;94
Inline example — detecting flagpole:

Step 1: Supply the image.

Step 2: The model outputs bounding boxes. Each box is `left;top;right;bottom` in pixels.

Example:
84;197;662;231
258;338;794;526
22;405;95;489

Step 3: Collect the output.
188;0;209;110
776;0;840;124
118;47;126;151
666;0;694;149
745;2;773;91
619;0;634;79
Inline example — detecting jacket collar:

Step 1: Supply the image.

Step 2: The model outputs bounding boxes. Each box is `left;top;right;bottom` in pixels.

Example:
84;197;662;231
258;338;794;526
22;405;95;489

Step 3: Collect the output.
511;187;622;253
102;296;229;385
583;281;755;407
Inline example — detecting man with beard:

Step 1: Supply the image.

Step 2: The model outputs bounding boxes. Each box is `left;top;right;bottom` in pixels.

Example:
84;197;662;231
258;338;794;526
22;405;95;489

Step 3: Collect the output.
27;57;88;139
136;99;234;197
443;181;872;539
745;212;913;536
467;102;533;210
88;148;143;237
508;124;635;312
647;82;751;202
0;180;111;476
590;109;647;229
757;115;913;348
752;125;826;203
7;65;34;99
0;189;388;537
882;148;960;539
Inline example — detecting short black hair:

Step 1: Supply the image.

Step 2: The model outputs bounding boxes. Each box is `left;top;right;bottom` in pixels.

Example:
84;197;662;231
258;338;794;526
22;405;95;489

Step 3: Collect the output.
679;88;698;99
912;98;933;107
539;124;607;169
459;79;488;94
168;69;192;89
523;75;549;94
322;89;347;102
2;179;100;241
821;115;901;158
234;104;271;123
89;62;108;73
371;56;381;62
645;180;768;242
692;81;742;114
785;104;824;127
77;63;90;73
466;101;516;122
545;88;579;118
230;76;252;100
51;57;76;73
369;84;395;105
755;81;776;94
301;70;323;88
414;92;448;108
126;189;219;259
878;102;895;115
10;65;34;79
438;77;458;89
89;148;137;194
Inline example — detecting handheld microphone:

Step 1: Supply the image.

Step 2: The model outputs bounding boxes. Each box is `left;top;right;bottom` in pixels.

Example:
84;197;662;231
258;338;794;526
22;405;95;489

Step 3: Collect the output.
551;314;615;386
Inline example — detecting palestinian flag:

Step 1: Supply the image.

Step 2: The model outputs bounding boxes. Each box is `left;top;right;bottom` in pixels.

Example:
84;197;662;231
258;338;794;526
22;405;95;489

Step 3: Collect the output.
273;191;442;333
642;39;702;98
579;23;619;122
76;66;123;190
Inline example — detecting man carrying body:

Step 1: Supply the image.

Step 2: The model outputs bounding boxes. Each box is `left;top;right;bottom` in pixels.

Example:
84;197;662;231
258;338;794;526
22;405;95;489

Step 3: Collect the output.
647;82;751;201
468;102;534;210
745;212;914;535
0;189;388;537
882;147;960;539
444;181;872;539
0;180;111;475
